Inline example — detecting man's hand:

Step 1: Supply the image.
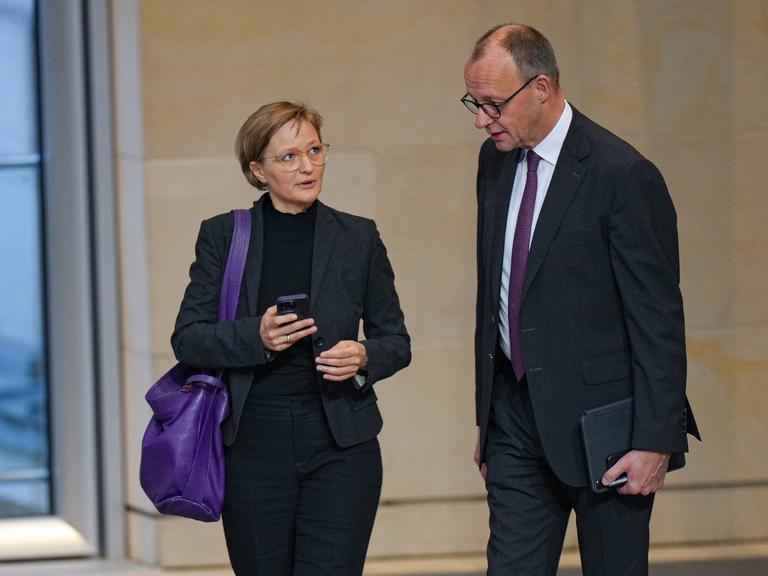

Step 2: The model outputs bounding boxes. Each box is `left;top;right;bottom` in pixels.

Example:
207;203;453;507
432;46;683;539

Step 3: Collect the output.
260;305;317;352
315;340;367;381
474;426;488;480
602;449;670;496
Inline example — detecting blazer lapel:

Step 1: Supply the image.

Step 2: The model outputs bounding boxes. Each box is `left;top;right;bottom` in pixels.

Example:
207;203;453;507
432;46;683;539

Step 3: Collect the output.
310;202;337;311
245;196;265;317
489;149;522;312
523;113;589;299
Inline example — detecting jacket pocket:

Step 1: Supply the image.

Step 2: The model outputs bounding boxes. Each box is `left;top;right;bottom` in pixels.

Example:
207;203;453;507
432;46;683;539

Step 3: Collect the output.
351;390;378;411
581;352;629;385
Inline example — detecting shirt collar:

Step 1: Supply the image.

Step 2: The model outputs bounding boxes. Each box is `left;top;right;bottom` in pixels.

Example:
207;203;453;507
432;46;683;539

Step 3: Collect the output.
519;101;573;167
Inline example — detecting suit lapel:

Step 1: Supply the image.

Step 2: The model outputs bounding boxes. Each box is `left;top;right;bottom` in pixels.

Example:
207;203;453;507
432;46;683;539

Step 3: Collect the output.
523;112;589;299
310;202;337;311
489;149;522;312
245;196;265;317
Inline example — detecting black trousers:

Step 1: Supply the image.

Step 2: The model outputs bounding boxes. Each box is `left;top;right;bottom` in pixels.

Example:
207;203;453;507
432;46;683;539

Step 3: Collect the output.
222;394;382;576
485;363;655;576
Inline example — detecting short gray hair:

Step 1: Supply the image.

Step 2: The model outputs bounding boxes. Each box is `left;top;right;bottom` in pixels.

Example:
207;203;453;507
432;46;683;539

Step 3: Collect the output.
471;24;560;88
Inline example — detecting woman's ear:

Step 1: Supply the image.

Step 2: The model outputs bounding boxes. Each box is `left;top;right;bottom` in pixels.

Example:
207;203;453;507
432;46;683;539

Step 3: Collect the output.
249;160;266;186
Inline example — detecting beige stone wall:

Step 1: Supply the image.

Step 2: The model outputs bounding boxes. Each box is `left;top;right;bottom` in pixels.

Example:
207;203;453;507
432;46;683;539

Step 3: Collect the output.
115;0;768;568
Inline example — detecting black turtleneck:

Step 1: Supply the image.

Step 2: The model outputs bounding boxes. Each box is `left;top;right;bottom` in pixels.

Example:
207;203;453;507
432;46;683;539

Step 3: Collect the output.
252;195;318;396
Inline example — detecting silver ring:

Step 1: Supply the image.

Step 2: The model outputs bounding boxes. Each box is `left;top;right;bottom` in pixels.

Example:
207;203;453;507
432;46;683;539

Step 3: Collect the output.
284;334;292;343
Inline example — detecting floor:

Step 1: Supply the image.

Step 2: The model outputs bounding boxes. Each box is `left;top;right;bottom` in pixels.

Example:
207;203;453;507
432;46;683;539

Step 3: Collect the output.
1;544;767;576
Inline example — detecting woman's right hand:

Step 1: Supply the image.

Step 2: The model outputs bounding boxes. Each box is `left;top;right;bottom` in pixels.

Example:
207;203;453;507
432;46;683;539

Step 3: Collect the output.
260;305;317;352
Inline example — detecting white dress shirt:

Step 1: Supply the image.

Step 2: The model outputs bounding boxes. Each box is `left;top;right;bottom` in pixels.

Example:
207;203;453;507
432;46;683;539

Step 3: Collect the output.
498;102;573;361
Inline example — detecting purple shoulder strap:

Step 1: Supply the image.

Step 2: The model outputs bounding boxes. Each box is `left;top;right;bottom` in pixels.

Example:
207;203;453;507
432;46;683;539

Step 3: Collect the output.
218;209;251;321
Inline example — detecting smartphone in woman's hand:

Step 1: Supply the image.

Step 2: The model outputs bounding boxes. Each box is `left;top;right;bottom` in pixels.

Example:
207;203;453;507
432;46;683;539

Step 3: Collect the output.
276;293;310;320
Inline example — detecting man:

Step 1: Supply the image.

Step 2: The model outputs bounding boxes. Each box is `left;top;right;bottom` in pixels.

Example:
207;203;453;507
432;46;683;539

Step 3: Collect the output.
463;24;700;575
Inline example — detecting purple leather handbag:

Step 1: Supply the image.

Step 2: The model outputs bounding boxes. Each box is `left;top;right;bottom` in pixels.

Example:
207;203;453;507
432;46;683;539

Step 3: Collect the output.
139;209;251;522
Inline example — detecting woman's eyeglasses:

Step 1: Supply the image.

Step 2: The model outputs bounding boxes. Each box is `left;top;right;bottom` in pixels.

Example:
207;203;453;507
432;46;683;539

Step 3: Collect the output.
262;144;330;172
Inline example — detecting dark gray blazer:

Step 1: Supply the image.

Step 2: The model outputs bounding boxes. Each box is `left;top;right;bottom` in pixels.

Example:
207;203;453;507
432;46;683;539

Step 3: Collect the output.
172;195;411;447
475;108;700;486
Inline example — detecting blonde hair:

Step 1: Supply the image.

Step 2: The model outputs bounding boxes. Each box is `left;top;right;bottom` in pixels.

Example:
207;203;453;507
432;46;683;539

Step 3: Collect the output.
235;101;324;190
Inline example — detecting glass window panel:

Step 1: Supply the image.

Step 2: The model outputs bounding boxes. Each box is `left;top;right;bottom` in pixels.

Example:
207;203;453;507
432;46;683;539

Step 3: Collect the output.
0;0;38;156
0;0;47;518
0;165;49;518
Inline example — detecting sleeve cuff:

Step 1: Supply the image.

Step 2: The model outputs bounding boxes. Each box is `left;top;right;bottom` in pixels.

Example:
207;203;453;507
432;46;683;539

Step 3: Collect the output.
353;372;368;390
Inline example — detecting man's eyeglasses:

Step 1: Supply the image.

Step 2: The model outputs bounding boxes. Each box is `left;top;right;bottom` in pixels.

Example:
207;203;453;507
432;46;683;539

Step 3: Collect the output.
262;144;331;172
460;76;538;119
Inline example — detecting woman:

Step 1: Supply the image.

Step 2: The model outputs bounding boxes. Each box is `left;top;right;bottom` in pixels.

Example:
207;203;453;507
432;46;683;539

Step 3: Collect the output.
171;101;410;576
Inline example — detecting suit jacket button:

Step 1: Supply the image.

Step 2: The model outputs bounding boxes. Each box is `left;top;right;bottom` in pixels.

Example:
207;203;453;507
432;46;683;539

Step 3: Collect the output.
488;353;493;362
313;335;325;348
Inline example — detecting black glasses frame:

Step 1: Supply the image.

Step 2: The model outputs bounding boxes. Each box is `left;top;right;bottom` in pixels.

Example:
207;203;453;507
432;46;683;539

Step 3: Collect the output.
460;75;539;118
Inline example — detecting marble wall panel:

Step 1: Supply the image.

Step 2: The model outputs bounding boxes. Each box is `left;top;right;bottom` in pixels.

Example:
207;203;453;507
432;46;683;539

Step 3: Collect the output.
377;344;479;500
140;0;480;159
636;1;733;138
128;489;768;566
369;485;768;559
372;146;478;348
128;510;229;567
646;137;734;330
730;0;768;132
730;135;768;327
650;485;768;544
571;2;645;137
319;150;378;219
369;500;488;558
144;158;256;358
123;348;155;512
116;155;153;356
126;510;157;564
653;133;768;331
156;515;229;568
683;327;768;483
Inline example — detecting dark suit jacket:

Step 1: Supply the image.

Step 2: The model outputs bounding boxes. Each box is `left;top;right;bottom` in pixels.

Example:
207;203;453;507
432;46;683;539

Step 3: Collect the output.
172;195;411;447
475;107;700;487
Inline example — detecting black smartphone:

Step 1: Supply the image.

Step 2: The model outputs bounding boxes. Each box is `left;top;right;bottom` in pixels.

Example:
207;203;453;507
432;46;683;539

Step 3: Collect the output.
275;293;310;320
607;474;629;488
605;451;629;488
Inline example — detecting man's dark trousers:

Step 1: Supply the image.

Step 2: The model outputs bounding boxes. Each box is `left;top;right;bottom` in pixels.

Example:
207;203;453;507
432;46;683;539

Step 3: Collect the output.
485;359;655;576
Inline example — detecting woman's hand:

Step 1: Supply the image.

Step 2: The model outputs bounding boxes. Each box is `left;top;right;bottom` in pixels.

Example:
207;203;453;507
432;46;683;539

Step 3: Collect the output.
260;305;317;352
315;340;367;381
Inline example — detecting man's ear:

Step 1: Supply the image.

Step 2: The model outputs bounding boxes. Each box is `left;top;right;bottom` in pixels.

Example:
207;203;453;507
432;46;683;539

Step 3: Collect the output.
534;74;553;102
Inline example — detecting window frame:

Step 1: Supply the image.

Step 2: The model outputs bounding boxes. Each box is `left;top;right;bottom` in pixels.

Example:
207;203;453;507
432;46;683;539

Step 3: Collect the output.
0;0;123;560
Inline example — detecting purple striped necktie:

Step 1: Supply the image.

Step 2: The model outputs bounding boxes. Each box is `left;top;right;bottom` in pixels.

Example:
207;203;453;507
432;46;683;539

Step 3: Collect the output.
508;150;540;381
